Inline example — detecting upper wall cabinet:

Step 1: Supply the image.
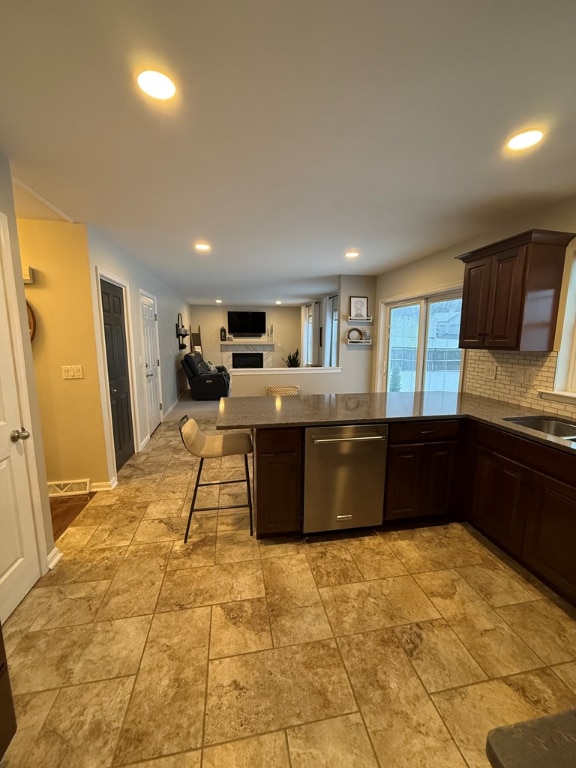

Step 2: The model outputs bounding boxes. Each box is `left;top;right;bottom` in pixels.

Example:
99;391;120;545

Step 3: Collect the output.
457;229;575;351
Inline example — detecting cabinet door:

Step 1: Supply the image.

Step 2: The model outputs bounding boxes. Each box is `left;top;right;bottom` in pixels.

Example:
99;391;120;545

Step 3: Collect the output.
470;447;528;556
459;256;492;348
522;472;576;604
420;441;458;517
256;452;301;535
384;444;421;520
485;246;526;348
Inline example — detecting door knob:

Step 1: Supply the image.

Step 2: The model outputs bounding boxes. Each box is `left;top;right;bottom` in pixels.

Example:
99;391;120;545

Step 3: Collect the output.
10;428;31;442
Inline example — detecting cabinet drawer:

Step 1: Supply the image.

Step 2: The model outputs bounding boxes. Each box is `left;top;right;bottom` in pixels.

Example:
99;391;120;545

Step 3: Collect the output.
388;420;460;444
256;427;302;453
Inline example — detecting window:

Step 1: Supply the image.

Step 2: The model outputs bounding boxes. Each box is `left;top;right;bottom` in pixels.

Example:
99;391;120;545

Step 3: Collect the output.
385;292;463;392
322;294;339;367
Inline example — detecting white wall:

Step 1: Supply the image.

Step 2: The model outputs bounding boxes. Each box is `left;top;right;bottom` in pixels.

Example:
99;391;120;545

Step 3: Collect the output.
189;305;301;368
338;275;377;392
87;228;192;448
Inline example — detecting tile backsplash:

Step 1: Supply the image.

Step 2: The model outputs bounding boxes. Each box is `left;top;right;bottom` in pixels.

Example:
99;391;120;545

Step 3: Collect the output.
463;350;576;418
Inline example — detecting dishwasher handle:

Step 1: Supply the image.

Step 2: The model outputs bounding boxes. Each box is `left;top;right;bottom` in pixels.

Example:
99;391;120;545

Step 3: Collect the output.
311;434;387;445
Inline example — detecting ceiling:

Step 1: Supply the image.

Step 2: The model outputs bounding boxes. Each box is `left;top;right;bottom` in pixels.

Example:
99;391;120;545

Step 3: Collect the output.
2;1;576;305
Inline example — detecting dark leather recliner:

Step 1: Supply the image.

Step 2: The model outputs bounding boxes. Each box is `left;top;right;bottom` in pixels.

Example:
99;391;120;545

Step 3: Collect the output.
181;352;230;400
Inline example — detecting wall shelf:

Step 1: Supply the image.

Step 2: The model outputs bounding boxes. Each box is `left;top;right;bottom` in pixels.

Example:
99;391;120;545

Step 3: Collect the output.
347;316;372;323
347;340;372;346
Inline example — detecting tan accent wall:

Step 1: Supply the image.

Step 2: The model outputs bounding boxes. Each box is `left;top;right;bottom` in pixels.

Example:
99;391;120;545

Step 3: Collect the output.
18;219;109;485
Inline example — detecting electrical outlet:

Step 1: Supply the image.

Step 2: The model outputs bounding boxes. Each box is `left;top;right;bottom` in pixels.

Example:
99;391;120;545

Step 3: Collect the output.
485;363;497;380
62;365;84;379
512;368;525;385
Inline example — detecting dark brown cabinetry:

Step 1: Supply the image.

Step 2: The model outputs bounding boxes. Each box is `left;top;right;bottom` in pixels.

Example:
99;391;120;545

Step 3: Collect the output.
458;229;574;351
523;473;576;604
385;420;460;521
468;447;528;557
0;623;17;759
254;427;302;536
467;422;576;604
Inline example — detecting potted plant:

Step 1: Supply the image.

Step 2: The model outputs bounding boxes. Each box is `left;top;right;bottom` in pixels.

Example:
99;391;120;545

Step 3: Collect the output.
282;348;300;367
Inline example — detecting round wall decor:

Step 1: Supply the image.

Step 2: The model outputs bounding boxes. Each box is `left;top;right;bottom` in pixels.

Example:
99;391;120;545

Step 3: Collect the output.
347;328;363;341
26;301;37;341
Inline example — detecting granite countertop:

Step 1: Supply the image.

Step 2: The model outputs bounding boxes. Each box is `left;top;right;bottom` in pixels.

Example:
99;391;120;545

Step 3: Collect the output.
216;391;576;455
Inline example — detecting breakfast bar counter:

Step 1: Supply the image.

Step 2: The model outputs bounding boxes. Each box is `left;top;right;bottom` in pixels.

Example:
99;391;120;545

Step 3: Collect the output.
216;390;576;454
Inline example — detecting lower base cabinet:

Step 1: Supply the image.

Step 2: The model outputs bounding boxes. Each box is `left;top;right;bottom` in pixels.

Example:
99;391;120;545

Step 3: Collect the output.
384;419;461;521
254;428;302;536
522;472;576;604
469;447;528;558
467;423;576;605
385;441;458;520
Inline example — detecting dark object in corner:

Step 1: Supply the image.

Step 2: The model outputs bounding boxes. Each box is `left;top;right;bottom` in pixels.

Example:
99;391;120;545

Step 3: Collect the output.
181;351;230;400
0;623;17;759
220;326;227;342
486;709;576;768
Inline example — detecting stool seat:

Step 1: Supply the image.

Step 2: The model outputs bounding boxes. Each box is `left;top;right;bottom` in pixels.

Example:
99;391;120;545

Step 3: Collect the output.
179;415;253;541
486;709;576;768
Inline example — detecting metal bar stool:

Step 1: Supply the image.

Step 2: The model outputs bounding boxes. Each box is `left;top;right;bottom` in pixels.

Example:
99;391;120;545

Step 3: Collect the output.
179;415;253;542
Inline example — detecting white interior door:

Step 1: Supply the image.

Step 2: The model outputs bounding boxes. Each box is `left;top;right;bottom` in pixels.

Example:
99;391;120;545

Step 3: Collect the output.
140;294;161;435
0;214;41;621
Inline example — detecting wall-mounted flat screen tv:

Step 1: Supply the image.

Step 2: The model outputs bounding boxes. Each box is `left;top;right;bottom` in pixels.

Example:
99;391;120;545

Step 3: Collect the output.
227;311;266;337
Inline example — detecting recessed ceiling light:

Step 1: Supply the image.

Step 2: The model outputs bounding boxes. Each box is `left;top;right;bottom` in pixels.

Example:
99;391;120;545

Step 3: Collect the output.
193;241;212;253
136;70;176;100
345;249;360;259
215;299;222;304
507;130;544;151
275;300;282;305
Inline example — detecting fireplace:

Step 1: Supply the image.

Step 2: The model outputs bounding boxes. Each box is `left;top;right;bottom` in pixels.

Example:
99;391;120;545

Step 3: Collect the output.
232;352;264;369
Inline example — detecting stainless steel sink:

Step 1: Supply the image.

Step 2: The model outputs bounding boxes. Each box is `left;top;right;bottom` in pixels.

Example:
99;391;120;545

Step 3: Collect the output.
504;415;576;440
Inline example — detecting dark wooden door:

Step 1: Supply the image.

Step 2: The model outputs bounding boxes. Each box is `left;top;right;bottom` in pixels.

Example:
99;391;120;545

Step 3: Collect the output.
485;246;526;348
384;445;422;520
522;472;576;604
458;256;492;348
470;447;527;556
100;279;134;470
420;442;458;518
254;428;302;536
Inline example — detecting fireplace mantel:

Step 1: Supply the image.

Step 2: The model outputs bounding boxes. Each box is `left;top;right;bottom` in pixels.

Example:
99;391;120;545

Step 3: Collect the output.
221;341;274;369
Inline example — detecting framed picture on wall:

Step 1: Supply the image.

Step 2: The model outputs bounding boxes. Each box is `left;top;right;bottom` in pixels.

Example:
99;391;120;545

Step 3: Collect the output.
350;296;368;319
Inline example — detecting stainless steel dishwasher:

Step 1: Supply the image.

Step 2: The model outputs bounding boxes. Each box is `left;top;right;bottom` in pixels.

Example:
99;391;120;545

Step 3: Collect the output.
303;423;388;533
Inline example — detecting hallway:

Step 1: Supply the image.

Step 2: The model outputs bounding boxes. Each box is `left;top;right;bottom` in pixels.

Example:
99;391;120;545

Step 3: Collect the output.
2;399;576;767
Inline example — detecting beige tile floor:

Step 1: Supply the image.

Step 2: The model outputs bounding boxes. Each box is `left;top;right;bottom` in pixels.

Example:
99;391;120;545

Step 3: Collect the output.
3;400;576;767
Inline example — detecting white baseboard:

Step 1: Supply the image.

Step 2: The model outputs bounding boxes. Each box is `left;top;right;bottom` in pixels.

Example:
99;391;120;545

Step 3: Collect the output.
47;547;63;570
91;478;118;491
138;434;150;452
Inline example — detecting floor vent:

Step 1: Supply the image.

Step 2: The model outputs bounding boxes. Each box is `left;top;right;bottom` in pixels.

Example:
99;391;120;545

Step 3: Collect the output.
48;479;91;497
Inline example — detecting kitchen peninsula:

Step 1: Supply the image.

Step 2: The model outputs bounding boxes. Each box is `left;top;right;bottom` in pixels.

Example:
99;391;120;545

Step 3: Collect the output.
216;391;576;605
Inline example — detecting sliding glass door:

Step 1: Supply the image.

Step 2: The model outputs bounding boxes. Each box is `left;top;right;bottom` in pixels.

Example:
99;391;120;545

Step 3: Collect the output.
386;293;462;392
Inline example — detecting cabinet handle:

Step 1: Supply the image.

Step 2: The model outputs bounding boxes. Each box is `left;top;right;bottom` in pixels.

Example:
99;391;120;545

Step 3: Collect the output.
312;435;386;444
420;430;435;435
